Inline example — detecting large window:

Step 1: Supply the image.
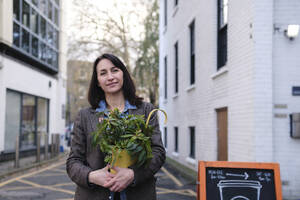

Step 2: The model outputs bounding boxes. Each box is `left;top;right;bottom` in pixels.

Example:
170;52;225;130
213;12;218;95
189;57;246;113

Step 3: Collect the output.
164;127;168;148
13;0;60;70
189;20;195;85
4;91;21;151
4;90;49;151
174;0;178;6
164;56;168;99
164;0;167;27
22;94;36;148
217;0;228;69
189;126;195;158
174;127;178;152
174;42;178;93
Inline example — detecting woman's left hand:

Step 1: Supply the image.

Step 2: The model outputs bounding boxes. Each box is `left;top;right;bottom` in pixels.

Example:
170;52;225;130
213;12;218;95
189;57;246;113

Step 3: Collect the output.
103;167;134;192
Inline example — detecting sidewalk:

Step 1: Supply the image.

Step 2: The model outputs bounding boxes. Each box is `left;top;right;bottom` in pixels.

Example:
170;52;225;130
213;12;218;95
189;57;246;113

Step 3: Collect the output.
0;152;67;181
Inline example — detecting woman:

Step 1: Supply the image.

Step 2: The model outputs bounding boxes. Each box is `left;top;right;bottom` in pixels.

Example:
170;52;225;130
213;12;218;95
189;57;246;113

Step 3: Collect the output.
66;53;166;200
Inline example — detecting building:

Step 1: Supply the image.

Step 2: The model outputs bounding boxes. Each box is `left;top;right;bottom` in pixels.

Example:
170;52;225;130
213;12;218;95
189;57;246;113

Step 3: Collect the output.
66;60;92;125
0;0;67;160
159;0;300;199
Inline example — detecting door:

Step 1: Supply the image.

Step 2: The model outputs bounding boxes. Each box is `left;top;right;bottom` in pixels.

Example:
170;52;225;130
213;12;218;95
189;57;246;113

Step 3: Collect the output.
217;108;228;161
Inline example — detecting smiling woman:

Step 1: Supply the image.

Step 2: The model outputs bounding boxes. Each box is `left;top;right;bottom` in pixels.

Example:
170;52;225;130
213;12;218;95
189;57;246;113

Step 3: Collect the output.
66;53;166;200
96;59;124;96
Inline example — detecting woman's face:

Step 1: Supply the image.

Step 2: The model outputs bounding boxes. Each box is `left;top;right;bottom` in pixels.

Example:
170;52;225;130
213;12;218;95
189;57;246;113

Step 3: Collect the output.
96;58;124;95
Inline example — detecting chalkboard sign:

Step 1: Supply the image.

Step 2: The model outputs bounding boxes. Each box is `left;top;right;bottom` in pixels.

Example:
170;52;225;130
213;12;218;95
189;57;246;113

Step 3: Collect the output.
197;161;282;200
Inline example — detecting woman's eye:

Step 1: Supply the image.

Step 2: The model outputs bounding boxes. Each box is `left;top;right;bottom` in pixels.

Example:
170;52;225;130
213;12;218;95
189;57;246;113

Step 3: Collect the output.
100;72;106;76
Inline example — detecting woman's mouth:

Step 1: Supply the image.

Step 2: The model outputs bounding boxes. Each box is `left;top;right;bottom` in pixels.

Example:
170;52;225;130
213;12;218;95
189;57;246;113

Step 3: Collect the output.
107;82;118;87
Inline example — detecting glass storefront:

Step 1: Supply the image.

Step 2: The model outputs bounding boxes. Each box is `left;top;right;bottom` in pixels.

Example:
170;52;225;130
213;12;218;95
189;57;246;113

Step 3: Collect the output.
4;90;49;151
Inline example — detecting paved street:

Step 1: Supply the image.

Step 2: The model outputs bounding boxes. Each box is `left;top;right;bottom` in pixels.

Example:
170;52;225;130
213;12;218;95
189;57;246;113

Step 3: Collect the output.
0;157;196;200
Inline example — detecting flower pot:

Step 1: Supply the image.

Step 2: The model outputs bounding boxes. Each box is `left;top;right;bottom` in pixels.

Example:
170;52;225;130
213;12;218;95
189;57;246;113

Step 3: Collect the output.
110;149;136;174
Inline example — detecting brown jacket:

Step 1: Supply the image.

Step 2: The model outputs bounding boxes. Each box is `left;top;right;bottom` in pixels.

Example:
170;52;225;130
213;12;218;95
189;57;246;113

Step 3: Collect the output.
66;102;166;200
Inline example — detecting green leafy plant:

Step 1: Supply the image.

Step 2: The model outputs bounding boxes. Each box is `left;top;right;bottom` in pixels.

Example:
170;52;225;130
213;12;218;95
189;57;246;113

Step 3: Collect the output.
91;108;159;168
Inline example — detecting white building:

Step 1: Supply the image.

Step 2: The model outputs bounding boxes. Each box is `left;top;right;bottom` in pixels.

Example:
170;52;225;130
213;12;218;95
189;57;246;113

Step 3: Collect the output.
0;0;67;160
159;0;300;199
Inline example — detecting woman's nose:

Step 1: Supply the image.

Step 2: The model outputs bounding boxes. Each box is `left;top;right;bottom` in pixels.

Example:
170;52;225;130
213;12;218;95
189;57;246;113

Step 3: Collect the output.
107;72;114;80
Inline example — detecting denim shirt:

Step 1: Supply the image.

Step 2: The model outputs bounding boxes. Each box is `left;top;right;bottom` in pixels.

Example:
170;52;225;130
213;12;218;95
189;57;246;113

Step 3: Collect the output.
95;100;137;115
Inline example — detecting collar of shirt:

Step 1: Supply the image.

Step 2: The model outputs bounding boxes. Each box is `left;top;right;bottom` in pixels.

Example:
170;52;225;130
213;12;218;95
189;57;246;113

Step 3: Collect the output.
95;99;137;114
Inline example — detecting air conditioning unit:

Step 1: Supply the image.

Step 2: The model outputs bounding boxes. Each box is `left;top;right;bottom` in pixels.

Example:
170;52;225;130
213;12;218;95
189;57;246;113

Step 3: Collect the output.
290;113;300;138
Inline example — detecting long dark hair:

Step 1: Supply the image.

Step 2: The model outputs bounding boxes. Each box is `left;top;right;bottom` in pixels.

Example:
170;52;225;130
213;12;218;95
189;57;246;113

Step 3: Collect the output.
88;53;143;109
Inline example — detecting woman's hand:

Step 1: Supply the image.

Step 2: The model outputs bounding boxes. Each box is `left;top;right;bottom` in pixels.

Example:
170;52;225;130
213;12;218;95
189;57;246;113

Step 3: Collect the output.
103;167;134;192
88;165;115;187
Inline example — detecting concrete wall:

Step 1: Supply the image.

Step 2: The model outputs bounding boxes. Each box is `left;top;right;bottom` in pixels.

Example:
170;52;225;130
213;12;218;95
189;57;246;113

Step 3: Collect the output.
0;0;67;152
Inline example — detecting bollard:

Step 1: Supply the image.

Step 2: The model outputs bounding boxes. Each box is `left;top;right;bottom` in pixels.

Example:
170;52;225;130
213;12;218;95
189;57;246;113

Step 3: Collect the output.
51;134;55;158
36;133;41;163
45;133;49;160
56;134;60;156
14;135;20;168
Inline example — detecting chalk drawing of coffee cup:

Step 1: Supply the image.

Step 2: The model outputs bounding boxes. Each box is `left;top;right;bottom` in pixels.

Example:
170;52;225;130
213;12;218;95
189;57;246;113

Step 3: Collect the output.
217;180;262;200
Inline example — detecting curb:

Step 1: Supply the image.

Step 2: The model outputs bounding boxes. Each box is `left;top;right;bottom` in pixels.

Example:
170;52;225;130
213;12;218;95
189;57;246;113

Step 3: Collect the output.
0;153;67;181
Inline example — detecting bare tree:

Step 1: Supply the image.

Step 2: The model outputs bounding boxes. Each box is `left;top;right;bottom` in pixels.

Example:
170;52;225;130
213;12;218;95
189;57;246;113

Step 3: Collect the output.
68;0;149;73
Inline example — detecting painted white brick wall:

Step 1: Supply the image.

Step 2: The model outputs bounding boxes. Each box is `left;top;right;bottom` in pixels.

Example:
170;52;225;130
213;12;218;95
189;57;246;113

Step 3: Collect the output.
159;0;300;198
273;0;300;198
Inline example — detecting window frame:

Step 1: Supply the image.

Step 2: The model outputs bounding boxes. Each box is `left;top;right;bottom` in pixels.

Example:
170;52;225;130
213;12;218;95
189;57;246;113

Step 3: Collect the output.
164;0;167;27
217;0;228;69
5;89;49;151
174;42;178;94
189;126;195;158
164;127;168;148
189;20;195;85
174;127;178;152
164;56;168;99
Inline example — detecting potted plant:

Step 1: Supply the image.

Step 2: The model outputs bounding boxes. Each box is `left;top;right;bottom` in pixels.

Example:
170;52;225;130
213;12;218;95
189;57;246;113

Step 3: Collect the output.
92;108;167;173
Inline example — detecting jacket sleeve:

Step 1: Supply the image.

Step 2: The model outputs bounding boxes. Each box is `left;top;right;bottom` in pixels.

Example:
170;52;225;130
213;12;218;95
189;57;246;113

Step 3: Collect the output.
66;109;93;188
130;103;166;186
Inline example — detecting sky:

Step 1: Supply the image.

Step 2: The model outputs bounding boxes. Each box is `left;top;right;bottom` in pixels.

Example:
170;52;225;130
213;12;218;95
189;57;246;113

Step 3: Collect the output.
66;0;149;41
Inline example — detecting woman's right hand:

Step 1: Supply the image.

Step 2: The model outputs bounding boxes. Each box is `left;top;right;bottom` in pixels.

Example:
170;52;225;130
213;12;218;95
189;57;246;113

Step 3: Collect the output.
88;165;115;187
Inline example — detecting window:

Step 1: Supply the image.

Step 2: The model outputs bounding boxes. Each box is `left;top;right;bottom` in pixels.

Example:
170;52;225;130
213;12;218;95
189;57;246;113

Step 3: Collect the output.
13;23;20;47
164;56;168;99
164;127;168;148
31;35;38;57
48;1;53;21
13;0;20;20
21;94;36;148
174;127;178;152
30;9;39;34
189;20;195;85
13;0;60;70
4;91;21;151
189;127;195;158
5;90;49;151
22;0;30;28
164;0;167;26
174;42;178;93
175;0;178;6
21;28;30;53
217;0;228;69
54;7;59;25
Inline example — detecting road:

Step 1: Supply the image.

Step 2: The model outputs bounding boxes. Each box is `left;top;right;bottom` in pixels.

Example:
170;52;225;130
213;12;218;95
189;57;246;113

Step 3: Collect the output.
0;157;196;200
